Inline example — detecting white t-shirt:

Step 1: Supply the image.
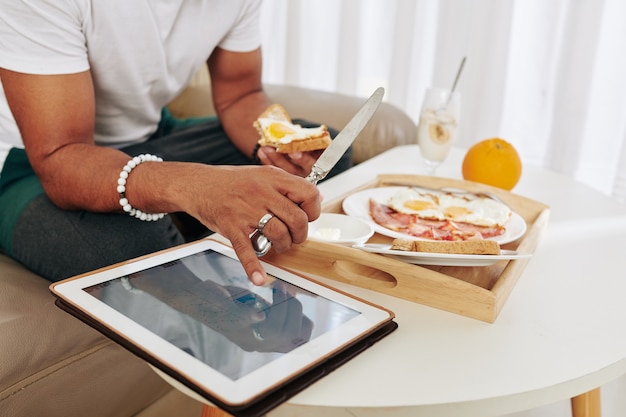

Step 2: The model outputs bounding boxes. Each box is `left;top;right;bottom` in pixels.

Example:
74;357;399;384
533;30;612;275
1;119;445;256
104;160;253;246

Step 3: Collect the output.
0;0;262;172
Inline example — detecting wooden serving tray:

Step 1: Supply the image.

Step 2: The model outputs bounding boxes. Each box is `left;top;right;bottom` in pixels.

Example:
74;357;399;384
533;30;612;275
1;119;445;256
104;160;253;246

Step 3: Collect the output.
262;174;550;323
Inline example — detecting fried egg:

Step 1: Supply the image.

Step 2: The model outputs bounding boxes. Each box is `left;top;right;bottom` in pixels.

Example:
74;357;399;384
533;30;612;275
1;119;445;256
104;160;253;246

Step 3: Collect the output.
388;189;443;219
388;188;511;227
257;118;327;144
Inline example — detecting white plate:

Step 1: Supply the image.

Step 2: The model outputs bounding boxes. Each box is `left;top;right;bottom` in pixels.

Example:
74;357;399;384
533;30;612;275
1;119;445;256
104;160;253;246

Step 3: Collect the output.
353;243;532;267
342;186;527;245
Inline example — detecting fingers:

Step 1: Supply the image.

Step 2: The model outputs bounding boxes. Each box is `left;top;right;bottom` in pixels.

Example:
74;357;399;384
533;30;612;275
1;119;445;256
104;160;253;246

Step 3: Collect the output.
254;150;323;224
231;206;314;286
189;165;322;286
265;210;308;248
226;191;317;286
230;233;268;286
247;167;321;247
257;147;317;177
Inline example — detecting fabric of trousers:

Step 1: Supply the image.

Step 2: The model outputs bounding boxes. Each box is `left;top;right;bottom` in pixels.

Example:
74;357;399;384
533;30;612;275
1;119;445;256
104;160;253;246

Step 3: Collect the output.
10;119;351;282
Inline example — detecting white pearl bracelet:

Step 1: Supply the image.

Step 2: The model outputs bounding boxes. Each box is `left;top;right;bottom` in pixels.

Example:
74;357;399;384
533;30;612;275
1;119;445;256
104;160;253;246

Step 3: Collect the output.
117;154;166;221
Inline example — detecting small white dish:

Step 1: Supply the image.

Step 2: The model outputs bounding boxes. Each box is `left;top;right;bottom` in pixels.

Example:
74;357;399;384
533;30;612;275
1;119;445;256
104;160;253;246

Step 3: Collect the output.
308;213;374;246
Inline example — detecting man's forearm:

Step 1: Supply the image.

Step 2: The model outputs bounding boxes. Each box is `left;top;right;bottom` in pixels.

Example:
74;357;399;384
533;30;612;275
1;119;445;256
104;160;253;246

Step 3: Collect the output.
36;142;201;216
216;89;272;158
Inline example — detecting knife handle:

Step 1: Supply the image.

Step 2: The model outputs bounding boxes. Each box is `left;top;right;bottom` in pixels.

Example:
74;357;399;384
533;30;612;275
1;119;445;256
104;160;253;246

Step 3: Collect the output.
305;165;325;185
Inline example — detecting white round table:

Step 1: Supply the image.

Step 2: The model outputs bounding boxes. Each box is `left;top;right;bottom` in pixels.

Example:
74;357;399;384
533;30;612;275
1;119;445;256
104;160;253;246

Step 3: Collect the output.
258;145;626;417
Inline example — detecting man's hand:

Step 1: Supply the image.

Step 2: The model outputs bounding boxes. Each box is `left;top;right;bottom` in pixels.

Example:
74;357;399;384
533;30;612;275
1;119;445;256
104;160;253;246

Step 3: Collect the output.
207;48;329;180
175;164;322;286
256;147;323;178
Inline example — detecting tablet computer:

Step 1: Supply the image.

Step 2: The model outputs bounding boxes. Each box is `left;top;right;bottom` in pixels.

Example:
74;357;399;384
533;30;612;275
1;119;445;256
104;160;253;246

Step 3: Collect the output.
50;238;396;417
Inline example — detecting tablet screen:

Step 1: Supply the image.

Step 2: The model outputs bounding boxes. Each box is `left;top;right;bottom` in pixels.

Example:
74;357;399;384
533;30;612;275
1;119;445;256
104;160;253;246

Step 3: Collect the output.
83;249;360;381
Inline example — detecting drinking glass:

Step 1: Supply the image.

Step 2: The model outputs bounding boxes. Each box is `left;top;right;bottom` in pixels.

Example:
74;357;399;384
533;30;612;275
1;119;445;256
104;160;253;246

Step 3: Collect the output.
417;87;461;175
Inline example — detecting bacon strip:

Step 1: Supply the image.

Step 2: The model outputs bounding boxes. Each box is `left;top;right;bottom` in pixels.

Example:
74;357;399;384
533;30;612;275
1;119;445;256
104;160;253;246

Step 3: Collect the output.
369;198;412;231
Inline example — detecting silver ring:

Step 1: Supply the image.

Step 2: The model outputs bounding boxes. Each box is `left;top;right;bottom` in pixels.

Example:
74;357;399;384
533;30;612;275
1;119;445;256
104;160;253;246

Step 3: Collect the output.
257;213;274;232
250;213;274;257
252;324;264;341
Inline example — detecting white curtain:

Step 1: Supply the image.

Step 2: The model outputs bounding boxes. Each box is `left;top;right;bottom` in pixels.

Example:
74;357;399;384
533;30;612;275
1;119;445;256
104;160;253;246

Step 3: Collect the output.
259;0;626;202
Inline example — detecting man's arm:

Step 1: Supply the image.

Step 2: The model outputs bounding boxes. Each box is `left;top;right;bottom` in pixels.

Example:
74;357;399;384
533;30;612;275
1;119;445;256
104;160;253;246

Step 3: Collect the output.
0;69;130;212
208;47;271;160
0;67;321;285
207;47;320;176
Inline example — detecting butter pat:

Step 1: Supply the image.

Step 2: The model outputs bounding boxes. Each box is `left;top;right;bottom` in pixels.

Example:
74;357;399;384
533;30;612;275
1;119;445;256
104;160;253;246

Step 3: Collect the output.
313;227;342;241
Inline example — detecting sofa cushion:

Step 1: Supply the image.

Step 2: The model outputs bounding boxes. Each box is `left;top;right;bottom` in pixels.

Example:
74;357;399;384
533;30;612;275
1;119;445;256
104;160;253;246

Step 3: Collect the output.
0;254;177;417
167;67;417;165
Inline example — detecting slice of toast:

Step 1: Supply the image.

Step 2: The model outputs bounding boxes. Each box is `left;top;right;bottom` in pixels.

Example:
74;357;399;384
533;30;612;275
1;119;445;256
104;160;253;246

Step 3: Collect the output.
391;238;501;255
256;103;291;123
254;104;331;153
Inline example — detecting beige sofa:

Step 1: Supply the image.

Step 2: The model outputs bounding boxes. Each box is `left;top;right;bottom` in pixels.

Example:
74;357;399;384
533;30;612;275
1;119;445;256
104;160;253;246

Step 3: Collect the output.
0;71;416;417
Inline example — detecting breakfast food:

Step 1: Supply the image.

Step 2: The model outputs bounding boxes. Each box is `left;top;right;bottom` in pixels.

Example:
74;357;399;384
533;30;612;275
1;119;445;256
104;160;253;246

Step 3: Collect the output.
254;104;331;153
462;138;522;190
369;187;512;241
391;238;501;255
313;227;341;241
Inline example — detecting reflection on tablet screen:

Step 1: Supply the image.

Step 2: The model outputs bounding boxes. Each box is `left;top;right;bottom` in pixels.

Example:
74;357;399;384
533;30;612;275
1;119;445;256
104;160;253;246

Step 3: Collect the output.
83;249;359;380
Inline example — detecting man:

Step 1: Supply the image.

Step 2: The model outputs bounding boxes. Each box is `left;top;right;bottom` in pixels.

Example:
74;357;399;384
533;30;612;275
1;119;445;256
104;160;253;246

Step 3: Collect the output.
0;0;350;285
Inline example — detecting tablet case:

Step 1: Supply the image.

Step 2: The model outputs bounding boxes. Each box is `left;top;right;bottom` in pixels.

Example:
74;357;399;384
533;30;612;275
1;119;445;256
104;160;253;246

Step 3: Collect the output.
54;297;397;417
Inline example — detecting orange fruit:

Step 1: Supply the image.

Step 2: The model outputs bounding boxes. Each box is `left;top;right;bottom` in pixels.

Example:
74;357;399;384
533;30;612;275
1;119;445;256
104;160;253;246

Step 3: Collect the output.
462;138;522;190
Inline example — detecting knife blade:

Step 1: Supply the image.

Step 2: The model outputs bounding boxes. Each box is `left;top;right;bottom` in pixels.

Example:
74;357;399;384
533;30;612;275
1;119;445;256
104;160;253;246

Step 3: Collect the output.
305;86;385;184
251;86;385;256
